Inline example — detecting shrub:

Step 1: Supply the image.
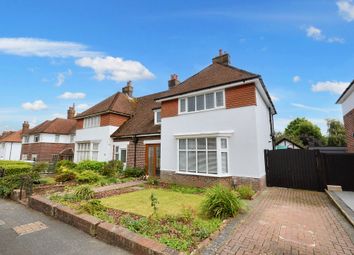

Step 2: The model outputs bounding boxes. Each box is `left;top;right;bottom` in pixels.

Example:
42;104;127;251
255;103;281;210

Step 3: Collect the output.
100;160;123;177
77;170;102;183
235;185;255;200
79;199;113;222
32;162;49;173
0;161;32;176
74;185;94;200
0;171;40;198
38;177;56;185
75;160;105;173
97;177;120;186
146;176;160;185
55;160;76;171
201;184;243;219
55;169;77;182
123;167;145;177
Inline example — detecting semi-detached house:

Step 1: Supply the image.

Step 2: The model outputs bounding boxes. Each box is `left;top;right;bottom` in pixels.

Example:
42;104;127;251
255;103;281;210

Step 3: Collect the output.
108;51;276;189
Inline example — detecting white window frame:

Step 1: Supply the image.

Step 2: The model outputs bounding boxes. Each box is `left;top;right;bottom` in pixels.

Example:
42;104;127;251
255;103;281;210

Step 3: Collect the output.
22;154;28;160
154;109;161;125
76;142;100;161
34;134;40;143
23;136;29;144
178;90;225;115
31;154;38;161
83;116;101;129
55;134;60;143
176;136;230;177
114;142;128;165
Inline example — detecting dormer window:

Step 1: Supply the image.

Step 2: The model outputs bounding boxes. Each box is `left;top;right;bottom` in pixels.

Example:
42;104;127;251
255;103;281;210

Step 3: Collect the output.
179;90;225;114
154;109;161;125
83;116;100;128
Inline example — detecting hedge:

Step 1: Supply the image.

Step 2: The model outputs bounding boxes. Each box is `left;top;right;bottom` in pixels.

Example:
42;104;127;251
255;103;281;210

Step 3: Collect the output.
0;161;32;176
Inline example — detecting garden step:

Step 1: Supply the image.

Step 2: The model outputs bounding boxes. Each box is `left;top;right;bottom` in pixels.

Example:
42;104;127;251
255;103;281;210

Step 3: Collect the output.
93;180;144;194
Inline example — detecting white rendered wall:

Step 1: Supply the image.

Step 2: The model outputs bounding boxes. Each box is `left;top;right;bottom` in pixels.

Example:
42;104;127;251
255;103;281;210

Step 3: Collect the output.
0;142;22;160
255;90;273;178
23;133;73;144
74;126;118;162
161;106;263;178
342;91;354;115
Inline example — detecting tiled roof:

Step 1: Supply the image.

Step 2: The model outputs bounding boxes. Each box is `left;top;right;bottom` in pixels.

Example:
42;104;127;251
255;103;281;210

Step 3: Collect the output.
155;62;259;100
111;91;165;138
75;92;135;119
0;130;22;143
25;118;76;135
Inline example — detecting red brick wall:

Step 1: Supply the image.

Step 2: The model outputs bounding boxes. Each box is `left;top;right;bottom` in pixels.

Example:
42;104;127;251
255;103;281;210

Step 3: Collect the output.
21;143;74;162
100;113;129;127
225;83;256;109
344;108;354;152
161;99;178;118
76;119;83;129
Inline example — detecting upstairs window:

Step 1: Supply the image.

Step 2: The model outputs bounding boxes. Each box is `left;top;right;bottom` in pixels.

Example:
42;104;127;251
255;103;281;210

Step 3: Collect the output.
55;134;60;143
154;110;161;125
83;116;100;128
23;136;29;143
34;135;40;143
179;90;225;114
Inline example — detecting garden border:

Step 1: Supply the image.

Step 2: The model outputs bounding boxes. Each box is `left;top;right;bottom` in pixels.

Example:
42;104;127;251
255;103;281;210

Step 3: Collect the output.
28;195;180;255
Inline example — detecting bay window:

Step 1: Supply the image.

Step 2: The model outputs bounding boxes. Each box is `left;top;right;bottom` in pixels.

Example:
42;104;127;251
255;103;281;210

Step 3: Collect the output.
77;142;100;161
177;137;229;176
179;90;224;114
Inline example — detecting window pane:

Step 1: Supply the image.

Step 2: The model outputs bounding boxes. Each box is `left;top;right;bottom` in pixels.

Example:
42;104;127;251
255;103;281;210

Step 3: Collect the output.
188;151;196;172
121;149;127;163
156;111;161;123
179;139;186;150
93;143;99;151
216;91;224;107
208;151;217;174
221;138;227;149
187;96;195;112
222;152;228;174
179;151;186;171
197;138;206;149
180;98;186;112
207;138;217;150
188;139;196;150
205;93;214;109
197;151;207;173
196;95;205;111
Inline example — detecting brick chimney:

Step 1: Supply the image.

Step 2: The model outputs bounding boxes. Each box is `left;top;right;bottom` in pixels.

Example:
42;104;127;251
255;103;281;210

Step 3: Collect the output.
212;49;230;66
67;104;76;119
22;121;30;134
122;81;133;97
168;74;180;89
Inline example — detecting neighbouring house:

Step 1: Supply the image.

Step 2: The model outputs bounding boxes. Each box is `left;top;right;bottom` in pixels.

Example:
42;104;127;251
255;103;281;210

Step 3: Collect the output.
336;80;354;153
111;50;276;190
0;130;23;160
74;83;135;163
275;138;304;150
21;106;77;162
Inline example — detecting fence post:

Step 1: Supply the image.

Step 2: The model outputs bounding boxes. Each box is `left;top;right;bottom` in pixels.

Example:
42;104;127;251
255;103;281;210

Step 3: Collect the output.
264;150;270;187
314;150;326;191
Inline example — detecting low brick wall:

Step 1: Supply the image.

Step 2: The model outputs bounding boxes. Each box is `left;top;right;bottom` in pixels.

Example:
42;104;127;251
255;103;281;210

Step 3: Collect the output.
28;195;179;255
96;222;178;255
55;205;102;236
161;170;266;191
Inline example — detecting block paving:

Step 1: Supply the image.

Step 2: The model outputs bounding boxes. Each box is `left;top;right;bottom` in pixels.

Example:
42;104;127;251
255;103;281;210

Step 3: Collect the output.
13;221;48;236
210;188;354;255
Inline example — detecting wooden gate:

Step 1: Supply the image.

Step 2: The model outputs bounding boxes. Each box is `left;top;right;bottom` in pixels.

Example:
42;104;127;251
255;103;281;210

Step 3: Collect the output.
264;150;326;191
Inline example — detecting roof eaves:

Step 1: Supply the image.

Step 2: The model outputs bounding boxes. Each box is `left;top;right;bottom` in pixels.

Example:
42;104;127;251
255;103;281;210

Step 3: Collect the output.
336;80;354;104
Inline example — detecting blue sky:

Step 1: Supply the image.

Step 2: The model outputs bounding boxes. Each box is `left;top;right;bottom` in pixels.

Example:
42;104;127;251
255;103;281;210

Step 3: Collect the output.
0;0;353;134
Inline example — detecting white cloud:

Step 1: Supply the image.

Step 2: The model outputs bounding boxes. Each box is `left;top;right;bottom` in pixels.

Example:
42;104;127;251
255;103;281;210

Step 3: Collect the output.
311;81;349;94
291;103;339;113
55;69;72;87
305;26;344;43
0;38;101;58
306;26;324;40
270;94;279;102
337;0;354;21
293;75;301;83
75;56;155;82
58;92;86;99
77;104;89;110
22;100;47;111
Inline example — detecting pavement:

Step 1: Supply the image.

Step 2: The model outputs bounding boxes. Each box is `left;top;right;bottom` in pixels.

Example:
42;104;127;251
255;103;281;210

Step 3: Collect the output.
0;199;131;255
202;188;354;255
336;191;354;211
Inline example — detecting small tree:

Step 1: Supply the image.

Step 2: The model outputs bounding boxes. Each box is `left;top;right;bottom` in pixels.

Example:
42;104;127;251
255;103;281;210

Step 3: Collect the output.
150;192;159;215
326;119;346;146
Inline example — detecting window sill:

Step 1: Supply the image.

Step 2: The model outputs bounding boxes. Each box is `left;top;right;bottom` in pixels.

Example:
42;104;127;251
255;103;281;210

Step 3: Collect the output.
175;171;231;178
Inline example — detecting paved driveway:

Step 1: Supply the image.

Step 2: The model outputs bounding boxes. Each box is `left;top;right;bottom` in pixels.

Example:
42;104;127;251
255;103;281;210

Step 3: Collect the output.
0;199;131;255
203;188;354;255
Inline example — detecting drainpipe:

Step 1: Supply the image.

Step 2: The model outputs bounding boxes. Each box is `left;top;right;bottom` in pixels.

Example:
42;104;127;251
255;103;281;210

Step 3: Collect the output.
268;107;275;150
9;142;13;160
132;135;138;167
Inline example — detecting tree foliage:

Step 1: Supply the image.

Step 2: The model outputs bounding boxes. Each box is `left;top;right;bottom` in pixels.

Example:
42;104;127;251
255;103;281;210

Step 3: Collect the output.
326;119;346;146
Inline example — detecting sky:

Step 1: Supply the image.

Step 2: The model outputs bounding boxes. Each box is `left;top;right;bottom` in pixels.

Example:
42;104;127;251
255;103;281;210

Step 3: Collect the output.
0;0;353;134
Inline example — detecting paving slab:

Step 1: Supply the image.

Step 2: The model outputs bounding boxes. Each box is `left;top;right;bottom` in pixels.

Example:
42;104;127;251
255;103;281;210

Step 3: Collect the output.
336;191;354;211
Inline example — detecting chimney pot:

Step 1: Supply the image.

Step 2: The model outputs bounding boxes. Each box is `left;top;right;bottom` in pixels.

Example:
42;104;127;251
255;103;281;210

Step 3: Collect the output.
168;74;180;89
122;81;133;97
213;49;230;66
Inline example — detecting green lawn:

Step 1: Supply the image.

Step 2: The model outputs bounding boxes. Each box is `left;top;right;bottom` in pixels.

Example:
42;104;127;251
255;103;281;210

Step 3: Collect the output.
100;188;204;217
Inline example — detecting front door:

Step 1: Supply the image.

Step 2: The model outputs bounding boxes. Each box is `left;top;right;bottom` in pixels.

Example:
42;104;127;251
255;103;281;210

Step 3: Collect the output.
145;144;160;176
